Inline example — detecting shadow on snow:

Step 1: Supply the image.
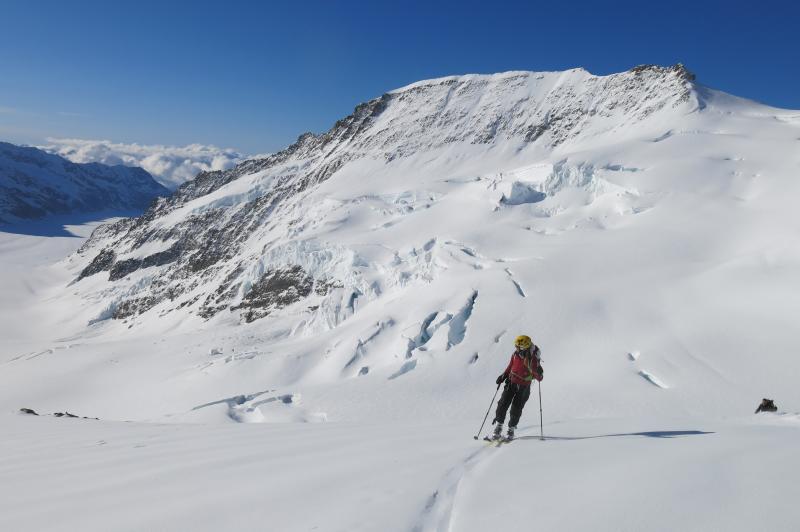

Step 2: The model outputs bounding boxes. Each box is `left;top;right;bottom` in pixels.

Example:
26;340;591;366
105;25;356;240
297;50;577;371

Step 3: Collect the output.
517;430;714;441
0;210;143;237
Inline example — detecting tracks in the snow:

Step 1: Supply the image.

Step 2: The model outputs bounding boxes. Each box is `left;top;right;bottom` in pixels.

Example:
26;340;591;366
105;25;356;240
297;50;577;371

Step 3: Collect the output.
413;437;509;531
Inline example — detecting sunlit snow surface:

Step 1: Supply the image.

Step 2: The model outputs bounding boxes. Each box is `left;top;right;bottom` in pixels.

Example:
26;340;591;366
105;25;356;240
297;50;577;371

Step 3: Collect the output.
1;413;798;532
2;68;800;531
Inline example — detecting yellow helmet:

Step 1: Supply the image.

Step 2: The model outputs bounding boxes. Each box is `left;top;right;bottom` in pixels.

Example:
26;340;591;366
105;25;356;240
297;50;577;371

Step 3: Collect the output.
514;335;532;350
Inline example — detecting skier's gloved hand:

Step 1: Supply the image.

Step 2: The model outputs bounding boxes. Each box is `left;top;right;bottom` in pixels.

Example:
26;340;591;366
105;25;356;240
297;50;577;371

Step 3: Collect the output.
536;366;543;381
496;374;507;385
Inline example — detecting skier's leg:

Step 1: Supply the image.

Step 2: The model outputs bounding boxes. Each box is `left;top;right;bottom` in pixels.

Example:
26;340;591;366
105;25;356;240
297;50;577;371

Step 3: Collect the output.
493;383;516;425
508;385;531;428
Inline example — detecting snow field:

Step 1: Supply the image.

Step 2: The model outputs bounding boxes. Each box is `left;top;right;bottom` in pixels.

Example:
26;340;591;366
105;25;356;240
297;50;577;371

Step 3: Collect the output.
2;413;798;532
2;68;800;530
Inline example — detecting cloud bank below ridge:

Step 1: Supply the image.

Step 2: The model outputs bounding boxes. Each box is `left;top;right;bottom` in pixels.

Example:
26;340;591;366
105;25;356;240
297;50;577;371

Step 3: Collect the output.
41;138;252;189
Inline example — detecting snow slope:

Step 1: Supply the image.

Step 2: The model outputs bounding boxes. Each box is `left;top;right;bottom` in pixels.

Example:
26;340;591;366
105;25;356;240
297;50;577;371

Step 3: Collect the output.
1;65;800;531
1;413;798;532
0;142;168;224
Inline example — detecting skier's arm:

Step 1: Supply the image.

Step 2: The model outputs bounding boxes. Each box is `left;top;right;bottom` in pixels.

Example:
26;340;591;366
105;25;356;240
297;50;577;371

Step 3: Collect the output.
496;357;513;384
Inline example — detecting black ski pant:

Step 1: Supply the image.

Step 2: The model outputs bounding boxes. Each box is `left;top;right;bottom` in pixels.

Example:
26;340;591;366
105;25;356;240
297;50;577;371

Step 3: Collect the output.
494;381;531;427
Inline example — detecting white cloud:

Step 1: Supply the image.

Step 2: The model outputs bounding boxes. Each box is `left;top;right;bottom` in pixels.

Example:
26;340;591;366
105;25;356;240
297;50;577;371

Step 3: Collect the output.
40;138;251;189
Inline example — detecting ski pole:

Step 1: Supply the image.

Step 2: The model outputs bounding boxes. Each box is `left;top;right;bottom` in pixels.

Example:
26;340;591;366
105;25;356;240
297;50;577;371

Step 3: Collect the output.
538;380;544;441
473;381;502;440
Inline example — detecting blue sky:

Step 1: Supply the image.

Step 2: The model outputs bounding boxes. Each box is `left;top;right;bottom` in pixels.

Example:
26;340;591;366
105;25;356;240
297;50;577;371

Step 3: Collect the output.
1;0;798;154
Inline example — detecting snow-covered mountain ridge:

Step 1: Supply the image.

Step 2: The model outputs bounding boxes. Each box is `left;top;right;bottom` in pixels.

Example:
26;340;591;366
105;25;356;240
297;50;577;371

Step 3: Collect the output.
0;142;168;224
5;63;800;426
154;64;697;206
72;64;700;321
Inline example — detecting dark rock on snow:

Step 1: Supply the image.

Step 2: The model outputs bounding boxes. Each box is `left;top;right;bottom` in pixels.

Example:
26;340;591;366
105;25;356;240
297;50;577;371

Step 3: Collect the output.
755;398;778;413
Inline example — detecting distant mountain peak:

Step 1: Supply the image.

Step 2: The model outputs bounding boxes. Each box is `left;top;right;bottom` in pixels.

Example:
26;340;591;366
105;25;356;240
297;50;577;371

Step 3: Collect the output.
0;141;169;224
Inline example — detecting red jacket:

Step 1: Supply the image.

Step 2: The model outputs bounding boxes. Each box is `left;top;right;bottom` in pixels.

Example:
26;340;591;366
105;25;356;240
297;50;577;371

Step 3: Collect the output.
502;347;542;386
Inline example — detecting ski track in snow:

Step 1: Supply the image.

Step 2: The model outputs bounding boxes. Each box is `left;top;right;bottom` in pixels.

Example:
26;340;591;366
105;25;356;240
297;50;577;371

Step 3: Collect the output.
415;427;537;531
413;445;493;532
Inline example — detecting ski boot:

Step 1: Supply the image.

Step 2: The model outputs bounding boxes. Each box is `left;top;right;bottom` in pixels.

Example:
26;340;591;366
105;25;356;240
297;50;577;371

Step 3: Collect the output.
505;426;516;441
492;423;504;440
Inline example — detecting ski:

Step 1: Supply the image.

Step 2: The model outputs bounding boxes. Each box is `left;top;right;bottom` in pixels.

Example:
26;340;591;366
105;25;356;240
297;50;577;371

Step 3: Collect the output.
483;436;513;446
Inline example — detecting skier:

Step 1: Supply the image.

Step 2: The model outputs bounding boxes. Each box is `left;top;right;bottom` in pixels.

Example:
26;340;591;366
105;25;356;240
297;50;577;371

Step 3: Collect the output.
491;335;543;441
